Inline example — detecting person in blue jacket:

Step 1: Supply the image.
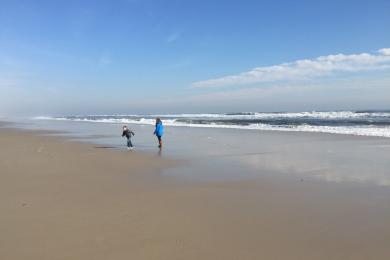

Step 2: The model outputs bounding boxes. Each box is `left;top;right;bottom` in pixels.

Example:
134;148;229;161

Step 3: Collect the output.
153;118;164;148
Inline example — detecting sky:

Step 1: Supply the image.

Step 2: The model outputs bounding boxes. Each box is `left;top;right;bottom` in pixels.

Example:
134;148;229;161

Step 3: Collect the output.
0;0;390;116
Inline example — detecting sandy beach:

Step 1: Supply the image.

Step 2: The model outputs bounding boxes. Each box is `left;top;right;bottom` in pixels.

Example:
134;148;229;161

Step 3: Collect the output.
2;0;389;258
1;124;390;260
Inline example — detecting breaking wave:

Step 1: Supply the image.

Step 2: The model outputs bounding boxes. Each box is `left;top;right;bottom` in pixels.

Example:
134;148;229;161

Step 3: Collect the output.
33;110;390;138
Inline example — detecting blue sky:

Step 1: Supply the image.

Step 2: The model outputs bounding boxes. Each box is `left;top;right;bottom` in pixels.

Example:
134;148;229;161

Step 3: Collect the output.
1;0;390;115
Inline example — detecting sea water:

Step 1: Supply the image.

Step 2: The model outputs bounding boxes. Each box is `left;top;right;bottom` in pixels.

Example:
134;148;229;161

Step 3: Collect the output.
34;110;390;138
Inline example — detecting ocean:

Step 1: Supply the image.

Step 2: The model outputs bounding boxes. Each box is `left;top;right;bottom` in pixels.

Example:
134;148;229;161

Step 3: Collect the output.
35;110;390;138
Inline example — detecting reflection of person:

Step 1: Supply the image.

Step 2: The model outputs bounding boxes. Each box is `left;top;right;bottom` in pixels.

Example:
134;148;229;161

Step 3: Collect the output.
153;118;164;148
122;125;135;150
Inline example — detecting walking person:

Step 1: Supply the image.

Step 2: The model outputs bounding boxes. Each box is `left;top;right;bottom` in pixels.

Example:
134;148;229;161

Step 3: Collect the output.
122;125;135;150
153;118;164;148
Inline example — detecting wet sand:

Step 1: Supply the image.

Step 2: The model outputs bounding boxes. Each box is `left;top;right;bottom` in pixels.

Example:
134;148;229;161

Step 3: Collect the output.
1;126;390;259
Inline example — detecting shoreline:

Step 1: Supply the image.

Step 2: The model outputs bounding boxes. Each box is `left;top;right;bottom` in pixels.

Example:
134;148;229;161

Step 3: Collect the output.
4;119;390;186
1;125;390;259
6;116;390;140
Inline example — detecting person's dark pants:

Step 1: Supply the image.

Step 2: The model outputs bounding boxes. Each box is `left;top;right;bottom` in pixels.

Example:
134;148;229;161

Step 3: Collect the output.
127;138;133;148
157;135;162;147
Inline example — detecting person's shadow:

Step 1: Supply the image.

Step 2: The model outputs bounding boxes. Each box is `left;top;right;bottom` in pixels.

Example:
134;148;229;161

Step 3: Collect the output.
94;146;116;149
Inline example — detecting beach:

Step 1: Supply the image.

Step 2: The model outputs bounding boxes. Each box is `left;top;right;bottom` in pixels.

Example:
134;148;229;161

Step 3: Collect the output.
2;0;389;258
1;122;390;259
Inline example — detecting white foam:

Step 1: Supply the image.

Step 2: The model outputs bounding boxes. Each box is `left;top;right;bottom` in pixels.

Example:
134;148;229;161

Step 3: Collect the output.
150;111;390;120
34;111;390;121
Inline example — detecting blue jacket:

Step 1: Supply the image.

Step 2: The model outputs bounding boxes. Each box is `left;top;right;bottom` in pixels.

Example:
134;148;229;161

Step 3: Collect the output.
155;122;164;136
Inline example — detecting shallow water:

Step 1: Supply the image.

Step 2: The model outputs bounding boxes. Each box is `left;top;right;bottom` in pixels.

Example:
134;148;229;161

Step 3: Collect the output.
8;118;390;186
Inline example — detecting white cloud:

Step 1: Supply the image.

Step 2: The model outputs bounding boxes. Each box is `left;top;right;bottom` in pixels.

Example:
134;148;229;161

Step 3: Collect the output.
379;48;390;56
193;48;390;88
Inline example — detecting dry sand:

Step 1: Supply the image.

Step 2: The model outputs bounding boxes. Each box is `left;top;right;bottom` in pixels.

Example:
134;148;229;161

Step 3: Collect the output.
1;126;390;260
